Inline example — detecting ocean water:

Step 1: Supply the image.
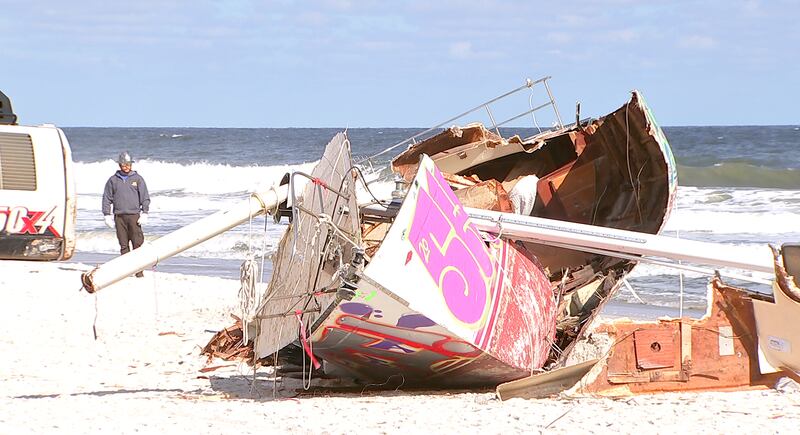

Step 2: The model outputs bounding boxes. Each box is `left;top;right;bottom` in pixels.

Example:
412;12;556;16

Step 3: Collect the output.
63;125;800;316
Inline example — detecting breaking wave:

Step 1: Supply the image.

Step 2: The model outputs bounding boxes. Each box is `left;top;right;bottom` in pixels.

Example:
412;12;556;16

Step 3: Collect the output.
73;159;318;195
678;162;800;188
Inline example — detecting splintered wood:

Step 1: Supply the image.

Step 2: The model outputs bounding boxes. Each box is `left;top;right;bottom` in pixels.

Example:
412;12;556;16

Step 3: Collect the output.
200;315;254;364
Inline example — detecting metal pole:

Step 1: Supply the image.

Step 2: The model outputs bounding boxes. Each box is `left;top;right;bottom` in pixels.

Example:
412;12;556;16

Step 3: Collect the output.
81;184;289;293
466;208;774;274
543;79;564;129
484;104;501;136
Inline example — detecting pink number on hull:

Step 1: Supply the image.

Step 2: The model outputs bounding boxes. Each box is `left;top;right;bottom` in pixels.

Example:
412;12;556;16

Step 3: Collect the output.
409;168;494;326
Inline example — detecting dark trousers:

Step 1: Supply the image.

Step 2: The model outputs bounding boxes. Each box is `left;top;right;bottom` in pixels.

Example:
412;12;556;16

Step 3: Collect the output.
114;214;144;255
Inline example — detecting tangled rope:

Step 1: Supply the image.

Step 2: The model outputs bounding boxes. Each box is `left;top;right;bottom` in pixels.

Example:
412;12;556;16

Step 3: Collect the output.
239;255;260;343
238;193;272;344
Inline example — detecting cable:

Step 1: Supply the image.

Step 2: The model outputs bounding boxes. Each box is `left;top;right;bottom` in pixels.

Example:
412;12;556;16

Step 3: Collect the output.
350;165;392;207
622;277;647;304
529;88;543;134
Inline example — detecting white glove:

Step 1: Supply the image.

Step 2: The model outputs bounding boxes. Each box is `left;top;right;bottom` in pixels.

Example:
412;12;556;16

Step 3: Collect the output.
104;215;114;229
138;213;148;225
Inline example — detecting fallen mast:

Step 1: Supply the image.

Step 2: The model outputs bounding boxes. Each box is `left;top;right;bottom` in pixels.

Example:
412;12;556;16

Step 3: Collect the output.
80;185;289;293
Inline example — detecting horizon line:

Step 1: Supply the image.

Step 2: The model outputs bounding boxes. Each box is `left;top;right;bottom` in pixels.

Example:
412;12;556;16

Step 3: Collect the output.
55;123;800;129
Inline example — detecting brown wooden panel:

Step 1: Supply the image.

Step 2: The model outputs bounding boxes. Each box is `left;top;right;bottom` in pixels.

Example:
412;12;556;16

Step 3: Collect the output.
580;278;784;396
634;329;677;369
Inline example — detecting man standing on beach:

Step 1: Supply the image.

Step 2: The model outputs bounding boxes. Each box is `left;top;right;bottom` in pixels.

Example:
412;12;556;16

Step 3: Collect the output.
102;151;150;277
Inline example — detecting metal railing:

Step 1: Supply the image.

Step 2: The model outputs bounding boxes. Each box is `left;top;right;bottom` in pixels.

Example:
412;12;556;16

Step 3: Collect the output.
360;76;564;165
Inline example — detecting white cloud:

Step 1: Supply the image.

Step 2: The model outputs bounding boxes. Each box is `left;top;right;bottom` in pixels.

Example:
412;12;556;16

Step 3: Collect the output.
298;11;328;26
678;35;717;49
604;29;638;43
743;0;761;13
637;58;660;69
357;40;403;51
446;41;504;61
323;0;354;10
558;13;590;26
547;32;573;44
449;41;474;59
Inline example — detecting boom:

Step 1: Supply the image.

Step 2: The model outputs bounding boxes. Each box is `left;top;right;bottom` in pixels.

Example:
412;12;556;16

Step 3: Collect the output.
80;185;288;293
467;208;774;275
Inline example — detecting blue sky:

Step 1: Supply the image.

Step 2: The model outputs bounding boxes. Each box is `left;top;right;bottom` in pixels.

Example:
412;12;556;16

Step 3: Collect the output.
3;0;799;127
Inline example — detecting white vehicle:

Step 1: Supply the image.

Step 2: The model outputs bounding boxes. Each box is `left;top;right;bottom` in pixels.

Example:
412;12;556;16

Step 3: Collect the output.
0;90;76;260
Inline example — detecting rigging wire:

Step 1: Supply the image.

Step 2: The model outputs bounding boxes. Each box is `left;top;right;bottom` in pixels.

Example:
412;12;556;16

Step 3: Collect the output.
529;88;543;134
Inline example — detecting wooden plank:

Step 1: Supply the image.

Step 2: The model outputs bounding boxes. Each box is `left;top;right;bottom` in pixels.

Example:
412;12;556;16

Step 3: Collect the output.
681;321;692;366
608;372;650;384
634;329;677;369
453;179;513;212
608;370;687;384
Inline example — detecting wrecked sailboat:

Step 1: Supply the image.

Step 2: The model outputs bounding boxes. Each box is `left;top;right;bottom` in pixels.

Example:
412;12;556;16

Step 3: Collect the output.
209;87;679;386
80;77;794;394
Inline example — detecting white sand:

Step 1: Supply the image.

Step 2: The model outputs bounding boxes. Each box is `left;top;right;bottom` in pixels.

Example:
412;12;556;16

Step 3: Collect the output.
2;260;799;434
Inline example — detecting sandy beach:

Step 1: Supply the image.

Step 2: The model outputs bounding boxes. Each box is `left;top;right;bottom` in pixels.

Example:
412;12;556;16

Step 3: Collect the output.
2;260;799;434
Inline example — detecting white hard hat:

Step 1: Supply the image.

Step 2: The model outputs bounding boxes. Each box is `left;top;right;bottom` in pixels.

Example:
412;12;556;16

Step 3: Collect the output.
117;151;134;164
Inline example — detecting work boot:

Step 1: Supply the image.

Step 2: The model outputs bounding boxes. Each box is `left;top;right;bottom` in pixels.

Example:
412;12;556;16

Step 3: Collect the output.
135;271;144;278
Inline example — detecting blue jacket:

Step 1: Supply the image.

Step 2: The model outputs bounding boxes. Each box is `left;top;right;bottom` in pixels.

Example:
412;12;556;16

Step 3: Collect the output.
102;170;150;215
